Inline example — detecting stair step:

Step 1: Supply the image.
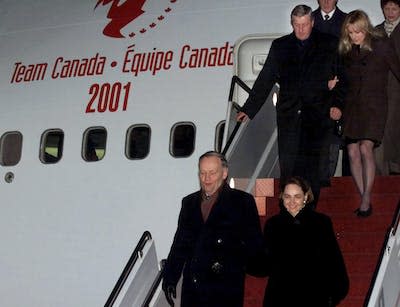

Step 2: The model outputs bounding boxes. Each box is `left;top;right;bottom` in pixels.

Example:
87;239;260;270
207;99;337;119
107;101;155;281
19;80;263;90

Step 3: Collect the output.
332;215;393;233
321;175;400;196
337;231;386;253
339;297;365;307
318;194;400;213
244;275;267;306
345;252;381;275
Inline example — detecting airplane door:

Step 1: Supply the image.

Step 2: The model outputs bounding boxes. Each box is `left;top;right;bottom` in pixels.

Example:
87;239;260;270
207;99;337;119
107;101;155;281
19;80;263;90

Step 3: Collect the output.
223;34;281;187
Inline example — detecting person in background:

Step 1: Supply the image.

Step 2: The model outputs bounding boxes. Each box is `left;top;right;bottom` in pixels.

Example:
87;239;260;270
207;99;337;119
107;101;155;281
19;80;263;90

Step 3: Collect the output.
339;10;400;217
313;0;349;183
237;4;346;208
313;0;347;38
259;176;349;307
162;151;263;307
375;0;400;175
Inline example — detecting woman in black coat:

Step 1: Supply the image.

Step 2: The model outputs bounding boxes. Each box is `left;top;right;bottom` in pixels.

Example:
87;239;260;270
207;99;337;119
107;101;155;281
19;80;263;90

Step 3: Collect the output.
261;177;349;307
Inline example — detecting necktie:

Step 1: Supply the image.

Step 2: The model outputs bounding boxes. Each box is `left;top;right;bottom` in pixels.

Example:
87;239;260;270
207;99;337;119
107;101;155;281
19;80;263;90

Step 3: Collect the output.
324;14;330;21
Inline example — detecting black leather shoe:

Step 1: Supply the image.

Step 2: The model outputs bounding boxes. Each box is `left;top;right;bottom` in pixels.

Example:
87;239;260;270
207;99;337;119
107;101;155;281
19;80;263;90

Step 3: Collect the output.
354;206;372;217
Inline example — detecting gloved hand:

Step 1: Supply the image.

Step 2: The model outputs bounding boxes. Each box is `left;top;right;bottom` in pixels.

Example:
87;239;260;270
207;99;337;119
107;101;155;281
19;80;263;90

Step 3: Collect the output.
162;284;176;306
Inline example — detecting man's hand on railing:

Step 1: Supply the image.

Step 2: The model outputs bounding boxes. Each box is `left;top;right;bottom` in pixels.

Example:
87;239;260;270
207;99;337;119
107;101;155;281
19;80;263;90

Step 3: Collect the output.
162;284;176;306
236;111;249;122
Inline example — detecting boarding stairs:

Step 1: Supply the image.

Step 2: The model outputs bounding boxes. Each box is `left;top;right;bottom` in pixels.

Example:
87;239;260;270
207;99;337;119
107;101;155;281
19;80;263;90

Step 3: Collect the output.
223;72;400;306
224;34;400;306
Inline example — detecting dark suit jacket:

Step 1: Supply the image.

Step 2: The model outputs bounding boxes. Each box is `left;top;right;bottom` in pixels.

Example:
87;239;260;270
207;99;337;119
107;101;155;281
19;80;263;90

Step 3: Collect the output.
163;184;263;307
262;207;349;307
241;30;346;187
312;7;347;38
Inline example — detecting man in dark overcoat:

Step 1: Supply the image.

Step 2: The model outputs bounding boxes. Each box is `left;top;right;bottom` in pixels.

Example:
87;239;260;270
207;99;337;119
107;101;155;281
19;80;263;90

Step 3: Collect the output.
162;151;263;307
313;0;349;182
237;4;346;206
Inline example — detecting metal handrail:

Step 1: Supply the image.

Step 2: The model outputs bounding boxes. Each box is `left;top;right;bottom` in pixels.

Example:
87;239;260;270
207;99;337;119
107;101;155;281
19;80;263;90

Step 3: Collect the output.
104;231;152;307
364;199;400;306
391;199;400;235
222;75;251;155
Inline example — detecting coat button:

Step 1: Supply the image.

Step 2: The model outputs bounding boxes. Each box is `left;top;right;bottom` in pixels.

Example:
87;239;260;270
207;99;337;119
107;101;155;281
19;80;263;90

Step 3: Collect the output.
211;262;223;274
297;109;302;114
192;277;197;283
217;238;223;244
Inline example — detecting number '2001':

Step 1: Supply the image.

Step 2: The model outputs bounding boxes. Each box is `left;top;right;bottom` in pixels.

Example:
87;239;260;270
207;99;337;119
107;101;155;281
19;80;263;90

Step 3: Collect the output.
86;82;131;113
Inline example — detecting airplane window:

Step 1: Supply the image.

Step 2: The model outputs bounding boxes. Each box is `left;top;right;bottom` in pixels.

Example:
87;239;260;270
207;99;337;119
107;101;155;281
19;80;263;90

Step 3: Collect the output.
170;122;195;158
126;124;151;160
215;121;225;153
82;127;107;162
0;131;23;166
40;129;64;164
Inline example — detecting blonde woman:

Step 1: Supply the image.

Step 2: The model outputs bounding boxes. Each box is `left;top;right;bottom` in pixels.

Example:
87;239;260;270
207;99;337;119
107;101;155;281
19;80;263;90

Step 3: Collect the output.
339;10;400;217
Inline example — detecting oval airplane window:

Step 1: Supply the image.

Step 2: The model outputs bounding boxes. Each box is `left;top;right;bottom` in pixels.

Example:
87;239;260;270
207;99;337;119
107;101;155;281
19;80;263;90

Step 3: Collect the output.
82;127;107;162
170;122;196;158
40;129;64;164
0;131;23;166
126;124;151;160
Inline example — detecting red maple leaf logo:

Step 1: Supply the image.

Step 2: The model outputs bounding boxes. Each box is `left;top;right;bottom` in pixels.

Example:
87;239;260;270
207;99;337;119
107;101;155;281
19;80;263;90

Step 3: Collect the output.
95;0;147;38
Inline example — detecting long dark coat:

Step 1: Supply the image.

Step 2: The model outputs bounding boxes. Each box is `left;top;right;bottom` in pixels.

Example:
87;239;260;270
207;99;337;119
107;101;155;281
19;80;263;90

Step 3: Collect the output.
262;207;349;307
312;7;347;183
162;184;263;307
342;38;400;144
375;23;400;166
241;30;346;197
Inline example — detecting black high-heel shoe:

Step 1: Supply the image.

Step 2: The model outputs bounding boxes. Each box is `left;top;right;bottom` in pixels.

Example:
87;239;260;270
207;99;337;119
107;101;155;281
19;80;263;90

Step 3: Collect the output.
354;206;372;217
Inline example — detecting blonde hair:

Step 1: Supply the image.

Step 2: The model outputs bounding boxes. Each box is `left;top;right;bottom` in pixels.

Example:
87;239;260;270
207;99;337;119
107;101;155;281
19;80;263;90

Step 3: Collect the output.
339;10;383;54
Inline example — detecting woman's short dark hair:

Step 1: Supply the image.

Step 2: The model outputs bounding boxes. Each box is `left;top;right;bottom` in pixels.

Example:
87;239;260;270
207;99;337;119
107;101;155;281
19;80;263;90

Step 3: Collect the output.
280;176;314;204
